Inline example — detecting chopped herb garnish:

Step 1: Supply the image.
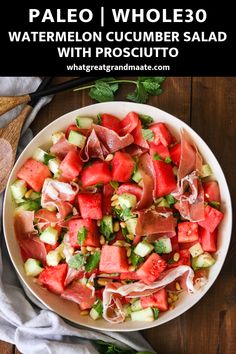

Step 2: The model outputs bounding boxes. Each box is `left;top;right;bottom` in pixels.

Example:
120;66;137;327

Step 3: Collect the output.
69;254;86;269
95;183;103;188
139;114;154;128
110;181;119;189
96;113;102;125
209;201;221;208
113;207;135;221
165;156;172;164
77;226;88;246
85;251;101;272
154;241;166;254
152;308;159;320
168;258;175;265
43;153;55;165
130;251;144;267
64;212;74;221
142;129;154;141
165;194;177;205
153;152;162;161
121;226;129;237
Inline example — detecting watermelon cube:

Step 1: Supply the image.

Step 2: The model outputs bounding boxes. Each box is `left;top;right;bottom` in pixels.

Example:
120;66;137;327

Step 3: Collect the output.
136;253;167;284
68;218;100;248
17;158;52;192
99;245;129;273
77;193;102;220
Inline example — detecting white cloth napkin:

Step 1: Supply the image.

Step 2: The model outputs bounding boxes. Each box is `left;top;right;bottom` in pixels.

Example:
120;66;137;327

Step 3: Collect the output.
0;77;155;354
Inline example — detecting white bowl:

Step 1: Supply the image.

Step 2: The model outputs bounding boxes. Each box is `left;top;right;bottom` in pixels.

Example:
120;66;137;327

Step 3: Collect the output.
3;102;232;332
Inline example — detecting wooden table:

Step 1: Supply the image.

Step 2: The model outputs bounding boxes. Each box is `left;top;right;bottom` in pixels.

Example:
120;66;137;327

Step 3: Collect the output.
1;77;235;354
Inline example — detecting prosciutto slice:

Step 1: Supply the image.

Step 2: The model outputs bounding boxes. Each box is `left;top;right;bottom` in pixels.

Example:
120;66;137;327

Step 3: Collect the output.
41;179;79;219
92;124;134;153
173;171;205;222
178;129;202;180
80;129;108;162
14;210;37;240
19;237;47;264
124;144;147;157
61;281;96;310
50;137;77;159
172;129;204;222
103;265;195;323
136;208;177;237
135;153;155;210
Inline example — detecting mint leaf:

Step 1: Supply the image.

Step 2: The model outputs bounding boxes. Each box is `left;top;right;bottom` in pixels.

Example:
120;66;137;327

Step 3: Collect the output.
127;80;148;104
89;78;119;103
69;254;86;269
153;152;162;161
95;340;137;354
140;77;166;95
85;251;100;272
77;226;88;246
142;129;154;141
139;114;154;128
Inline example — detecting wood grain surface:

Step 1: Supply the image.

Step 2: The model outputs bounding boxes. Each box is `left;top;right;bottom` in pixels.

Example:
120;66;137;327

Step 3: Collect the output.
1;77;235;354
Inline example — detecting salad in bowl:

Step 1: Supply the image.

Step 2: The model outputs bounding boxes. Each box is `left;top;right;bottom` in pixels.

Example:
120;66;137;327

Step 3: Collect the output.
9;108;225;325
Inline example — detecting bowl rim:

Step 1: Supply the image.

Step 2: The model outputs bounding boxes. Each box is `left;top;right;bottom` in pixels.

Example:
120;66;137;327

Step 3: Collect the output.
3;101;232;332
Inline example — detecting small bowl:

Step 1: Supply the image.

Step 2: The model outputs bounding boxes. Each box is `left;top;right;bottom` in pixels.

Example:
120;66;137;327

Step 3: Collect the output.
3;102;232;332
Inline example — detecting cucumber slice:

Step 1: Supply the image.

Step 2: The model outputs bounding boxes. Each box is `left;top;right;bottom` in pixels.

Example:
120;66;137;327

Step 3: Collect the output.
52;132;65;144
131;299;142;312
118;193;137;209
189;242;204;257
76;117;93;129
46;250;62;266
11;179;27;201
123;304;132;318
68;130;86;148
48;158;61;175
192;252;215;270
29;191;41;200
32;148;47;163
89;299;103;320
40;226;59;245
132;169;142;183
131;307;154;322
134;241;154;257
89;308;100;320
126;218;137;235
24;258;43;277
200;164;212;178
154;237;172;254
